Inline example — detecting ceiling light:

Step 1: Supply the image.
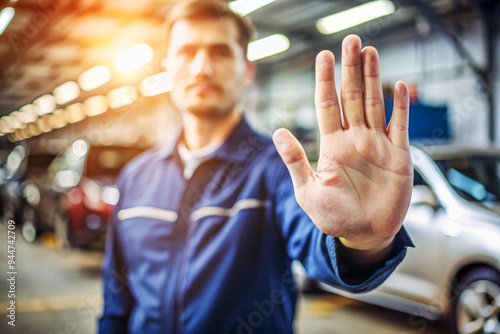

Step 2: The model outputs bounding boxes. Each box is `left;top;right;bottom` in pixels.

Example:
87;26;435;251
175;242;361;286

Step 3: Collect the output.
0;7;15;35
114;44;154;73
0;118;12;133
17;105;39;122
33;94;56;115
53;81;81;105
139;72;173;97
247;34;290;61
84;95;108;117
78;65;111;91
65;103;86;124
107;85;138;109
229;0;275;16
316;0;395;35
49;109;67;129
37;115;52;133
72;140;88;158
3;115;23;129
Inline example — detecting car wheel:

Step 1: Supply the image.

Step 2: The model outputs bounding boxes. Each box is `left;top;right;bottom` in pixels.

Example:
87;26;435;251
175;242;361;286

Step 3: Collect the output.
21;206;39;243
451;267;500;334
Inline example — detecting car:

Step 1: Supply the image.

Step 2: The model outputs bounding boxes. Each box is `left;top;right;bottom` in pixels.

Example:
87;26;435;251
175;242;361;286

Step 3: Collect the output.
21;140;145;250
296;144;500;334
0;145;58;240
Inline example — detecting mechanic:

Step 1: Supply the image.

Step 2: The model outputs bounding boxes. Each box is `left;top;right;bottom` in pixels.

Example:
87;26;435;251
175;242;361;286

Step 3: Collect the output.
98;0;414;333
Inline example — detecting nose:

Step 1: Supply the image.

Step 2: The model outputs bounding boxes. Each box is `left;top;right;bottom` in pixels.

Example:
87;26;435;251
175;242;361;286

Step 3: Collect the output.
189;49;215;78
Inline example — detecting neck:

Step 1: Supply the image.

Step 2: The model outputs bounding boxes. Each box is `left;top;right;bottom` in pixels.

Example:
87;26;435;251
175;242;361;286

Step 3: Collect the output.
182;109;242;150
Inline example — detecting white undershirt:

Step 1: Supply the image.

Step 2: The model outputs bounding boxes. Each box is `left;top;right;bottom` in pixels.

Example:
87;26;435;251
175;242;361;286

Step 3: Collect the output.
177;141;221;179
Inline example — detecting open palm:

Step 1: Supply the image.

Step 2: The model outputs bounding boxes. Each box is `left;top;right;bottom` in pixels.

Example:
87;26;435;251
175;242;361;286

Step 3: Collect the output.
273;35;413;251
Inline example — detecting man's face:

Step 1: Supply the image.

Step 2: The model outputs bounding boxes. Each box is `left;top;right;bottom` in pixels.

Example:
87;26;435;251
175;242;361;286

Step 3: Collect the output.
166;18;254;118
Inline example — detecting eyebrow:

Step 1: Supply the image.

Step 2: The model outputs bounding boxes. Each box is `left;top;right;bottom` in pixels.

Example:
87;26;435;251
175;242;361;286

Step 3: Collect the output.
177;43;232;51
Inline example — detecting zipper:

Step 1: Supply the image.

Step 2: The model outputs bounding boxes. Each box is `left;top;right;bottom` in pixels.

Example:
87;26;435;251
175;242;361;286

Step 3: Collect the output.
172;160;220;333
175;219;194;334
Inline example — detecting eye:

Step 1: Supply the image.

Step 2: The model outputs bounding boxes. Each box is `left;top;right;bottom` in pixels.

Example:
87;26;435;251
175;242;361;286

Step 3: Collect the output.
211;45;232;58
178;45;196;58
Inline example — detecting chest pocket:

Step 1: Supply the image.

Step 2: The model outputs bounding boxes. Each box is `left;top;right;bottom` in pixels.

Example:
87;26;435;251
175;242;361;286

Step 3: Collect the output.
118;206;178;268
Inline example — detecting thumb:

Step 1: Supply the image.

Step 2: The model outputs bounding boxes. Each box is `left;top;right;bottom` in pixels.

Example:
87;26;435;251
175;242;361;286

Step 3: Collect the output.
273;128;314;190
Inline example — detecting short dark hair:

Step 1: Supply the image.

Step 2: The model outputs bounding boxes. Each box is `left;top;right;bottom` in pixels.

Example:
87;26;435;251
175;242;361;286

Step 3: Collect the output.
161;0;255;58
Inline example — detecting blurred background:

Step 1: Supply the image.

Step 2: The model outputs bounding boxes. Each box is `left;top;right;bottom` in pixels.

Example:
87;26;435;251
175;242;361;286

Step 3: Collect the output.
1;0;500;333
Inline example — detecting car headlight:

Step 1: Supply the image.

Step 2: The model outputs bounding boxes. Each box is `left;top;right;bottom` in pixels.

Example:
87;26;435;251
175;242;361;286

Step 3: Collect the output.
23;183;40;206
101;186;120;206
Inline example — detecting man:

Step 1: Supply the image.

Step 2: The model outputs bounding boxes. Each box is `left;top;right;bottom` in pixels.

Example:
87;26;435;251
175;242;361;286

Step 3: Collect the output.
98;0;414;333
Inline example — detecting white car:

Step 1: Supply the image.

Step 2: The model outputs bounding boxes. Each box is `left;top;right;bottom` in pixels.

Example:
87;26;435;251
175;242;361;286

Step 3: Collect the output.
313;144;500;334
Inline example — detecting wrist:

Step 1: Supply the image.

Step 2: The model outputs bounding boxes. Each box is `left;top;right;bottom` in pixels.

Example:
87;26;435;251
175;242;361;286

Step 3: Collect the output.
338;236;395;267
339;235;395;253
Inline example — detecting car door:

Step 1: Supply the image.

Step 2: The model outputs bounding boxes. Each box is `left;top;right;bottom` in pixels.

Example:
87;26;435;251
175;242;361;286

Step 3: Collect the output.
378;168;449;306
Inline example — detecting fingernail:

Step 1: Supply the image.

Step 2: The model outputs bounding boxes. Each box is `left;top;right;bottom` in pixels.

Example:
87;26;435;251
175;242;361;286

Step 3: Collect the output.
272;129;285;147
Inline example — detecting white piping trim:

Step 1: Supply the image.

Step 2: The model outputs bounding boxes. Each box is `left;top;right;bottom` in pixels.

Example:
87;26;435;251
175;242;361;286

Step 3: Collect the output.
190;198;266;221
117;206;178;222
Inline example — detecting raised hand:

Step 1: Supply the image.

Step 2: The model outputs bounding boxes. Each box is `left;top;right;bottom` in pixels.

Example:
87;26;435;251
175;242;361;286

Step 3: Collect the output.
273;34;413;254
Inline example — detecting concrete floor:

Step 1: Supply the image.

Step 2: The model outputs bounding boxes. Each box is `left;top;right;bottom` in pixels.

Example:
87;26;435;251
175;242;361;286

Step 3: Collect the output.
0;223;447;334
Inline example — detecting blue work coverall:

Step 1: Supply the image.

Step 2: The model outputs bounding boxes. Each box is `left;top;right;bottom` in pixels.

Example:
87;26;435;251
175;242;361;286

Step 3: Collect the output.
98;117;414;334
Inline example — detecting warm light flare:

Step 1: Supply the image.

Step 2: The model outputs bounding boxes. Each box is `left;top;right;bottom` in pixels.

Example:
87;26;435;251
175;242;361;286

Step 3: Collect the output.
114;44;154;73
33;94;56;115
107;86;138;109
53;81;81;105
139;72;173;97
78;65;111;91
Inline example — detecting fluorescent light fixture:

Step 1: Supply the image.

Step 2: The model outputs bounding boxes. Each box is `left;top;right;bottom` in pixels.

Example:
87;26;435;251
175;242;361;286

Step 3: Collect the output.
84;95;108;117
229;0;275;16
247;34;290;61
139;72;173;97
18;105;39;122
33;94;56;115
65;103;86;124
114;44;154;73
78;65;111;91
0;7;15;35
107;85;138;109
3;115;23;129
0;118;12;133
53;81;81;105
36;115;52;133
316;0;395;35
72;140;88;158
27;123;40;137
49;109;67;129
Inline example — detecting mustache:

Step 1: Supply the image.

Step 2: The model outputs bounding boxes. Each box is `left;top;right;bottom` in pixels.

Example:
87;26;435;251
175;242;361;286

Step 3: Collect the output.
186;81;222;92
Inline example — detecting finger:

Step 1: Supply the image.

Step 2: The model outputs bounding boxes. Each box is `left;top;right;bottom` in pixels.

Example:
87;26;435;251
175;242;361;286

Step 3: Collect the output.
315;50;342;136
341;35;365;129
387;81;409;148
361;46;386;132
273;128;314;189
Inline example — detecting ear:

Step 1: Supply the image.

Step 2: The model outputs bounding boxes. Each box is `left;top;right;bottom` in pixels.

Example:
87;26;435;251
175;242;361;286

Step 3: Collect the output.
161;57;167;69
243;60;256;87
161;57;170;71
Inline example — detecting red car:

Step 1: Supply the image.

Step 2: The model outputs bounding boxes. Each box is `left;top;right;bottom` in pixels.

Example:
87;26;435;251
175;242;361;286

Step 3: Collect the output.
23;140;145;250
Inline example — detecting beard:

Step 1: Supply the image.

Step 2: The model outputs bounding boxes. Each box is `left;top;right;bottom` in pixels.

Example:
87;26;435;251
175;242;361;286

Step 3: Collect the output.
170;80;240;120
186;102;235;119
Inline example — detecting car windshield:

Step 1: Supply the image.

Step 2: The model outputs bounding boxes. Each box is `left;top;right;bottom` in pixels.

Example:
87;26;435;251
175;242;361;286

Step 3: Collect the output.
435;155;500;202
85;146;143;179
